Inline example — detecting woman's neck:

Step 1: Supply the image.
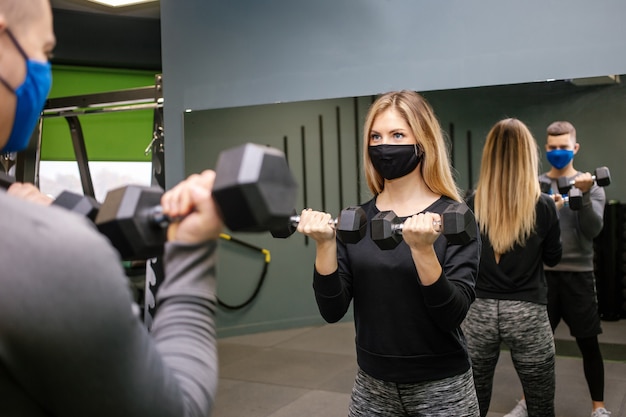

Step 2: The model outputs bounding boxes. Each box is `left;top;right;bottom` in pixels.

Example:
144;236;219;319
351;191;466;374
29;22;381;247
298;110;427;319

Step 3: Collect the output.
376;173;440;217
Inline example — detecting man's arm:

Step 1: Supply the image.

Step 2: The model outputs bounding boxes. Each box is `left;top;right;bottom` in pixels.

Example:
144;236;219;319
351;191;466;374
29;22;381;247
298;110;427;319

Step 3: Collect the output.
2;171;223;417
577;184;605;240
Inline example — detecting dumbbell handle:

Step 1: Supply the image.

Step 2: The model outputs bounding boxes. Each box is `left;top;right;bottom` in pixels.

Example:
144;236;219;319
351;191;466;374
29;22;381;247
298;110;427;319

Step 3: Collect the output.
560;167;611;191
391;219;442;234
272;206;367;243
148;206;185;228
564;174;600;186
287;215;338;228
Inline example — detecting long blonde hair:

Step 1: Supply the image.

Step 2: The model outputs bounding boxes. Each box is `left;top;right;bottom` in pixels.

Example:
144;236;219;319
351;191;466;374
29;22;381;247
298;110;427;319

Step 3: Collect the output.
362;90;461;202
474;118;541;254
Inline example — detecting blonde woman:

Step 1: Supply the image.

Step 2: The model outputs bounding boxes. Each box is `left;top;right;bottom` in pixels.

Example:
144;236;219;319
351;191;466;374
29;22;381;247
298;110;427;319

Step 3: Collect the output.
298;90;481;416
462;118;562;417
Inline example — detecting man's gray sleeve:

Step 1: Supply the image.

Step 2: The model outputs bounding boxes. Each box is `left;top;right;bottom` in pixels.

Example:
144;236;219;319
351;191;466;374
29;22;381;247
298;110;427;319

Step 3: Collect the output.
1;196;219;417
151;240;219;415
578;184;605;240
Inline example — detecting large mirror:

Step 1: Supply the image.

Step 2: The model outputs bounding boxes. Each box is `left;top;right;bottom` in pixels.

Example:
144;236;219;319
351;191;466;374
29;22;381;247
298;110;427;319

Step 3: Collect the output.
183;74;626;336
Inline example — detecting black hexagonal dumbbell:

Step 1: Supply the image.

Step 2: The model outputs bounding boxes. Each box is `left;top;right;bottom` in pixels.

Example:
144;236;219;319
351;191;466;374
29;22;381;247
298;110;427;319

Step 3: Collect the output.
564;187;583;210
539;177;583;211
557;166;611;195
539;177;552;194
370;204;477;250
95;143;299;260
0;171;16;189
270;206;367;244
0;171;100;220
555;166;610;211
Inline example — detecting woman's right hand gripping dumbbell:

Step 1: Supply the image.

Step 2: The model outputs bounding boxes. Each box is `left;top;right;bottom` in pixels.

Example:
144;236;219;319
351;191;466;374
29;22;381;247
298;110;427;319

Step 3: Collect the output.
297;208;338;275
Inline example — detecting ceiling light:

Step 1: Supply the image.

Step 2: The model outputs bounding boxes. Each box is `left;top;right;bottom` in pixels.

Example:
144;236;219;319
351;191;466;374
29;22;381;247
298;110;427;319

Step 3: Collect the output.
569;75;621;86
87;0;158;7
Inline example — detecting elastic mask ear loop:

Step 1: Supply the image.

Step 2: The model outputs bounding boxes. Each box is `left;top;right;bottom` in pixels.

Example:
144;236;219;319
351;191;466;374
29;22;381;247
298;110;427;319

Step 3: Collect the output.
0;29;29;94
415;143;425;176
0;76;14;93
6;29;29;61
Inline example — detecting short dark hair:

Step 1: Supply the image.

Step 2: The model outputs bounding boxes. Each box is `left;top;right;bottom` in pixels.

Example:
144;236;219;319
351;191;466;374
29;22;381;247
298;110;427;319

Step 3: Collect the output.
546;121;576;141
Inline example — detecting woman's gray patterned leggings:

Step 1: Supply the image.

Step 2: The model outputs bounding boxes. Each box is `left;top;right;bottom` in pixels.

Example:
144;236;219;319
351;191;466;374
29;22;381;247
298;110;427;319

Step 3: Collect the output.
348;367;479;416
462;298;556;417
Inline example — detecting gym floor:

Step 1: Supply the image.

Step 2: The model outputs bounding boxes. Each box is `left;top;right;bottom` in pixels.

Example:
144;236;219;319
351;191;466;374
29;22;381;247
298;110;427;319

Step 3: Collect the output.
212;319;626;417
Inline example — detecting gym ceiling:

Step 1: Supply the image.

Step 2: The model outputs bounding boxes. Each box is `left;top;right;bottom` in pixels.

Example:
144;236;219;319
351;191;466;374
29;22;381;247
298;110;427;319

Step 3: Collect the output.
49;0;162;70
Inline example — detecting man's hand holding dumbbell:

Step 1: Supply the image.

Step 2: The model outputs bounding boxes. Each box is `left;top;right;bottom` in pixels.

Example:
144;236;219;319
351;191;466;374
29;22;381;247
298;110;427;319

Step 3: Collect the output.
541;167;610;211
568;172;595;194
161;170;223;245
1;171;100;219
557;166;611;195
6;181;54;206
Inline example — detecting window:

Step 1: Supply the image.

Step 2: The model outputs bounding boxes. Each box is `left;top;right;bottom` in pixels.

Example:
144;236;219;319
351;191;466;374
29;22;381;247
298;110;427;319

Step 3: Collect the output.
39;161;153;202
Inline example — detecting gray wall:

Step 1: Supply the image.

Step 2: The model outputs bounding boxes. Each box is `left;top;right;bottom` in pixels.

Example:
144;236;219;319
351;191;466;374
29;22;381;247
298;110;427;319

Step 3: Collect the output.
161;0;626;187
184;98;370;335
160;0;626;335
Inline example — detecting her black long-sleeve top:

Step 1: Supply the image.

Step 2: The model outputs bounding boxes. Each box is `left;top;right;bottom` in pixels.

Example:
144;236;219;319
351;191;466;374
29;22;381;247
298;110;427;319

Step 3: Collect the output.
466;193;562;304
313;196;480;383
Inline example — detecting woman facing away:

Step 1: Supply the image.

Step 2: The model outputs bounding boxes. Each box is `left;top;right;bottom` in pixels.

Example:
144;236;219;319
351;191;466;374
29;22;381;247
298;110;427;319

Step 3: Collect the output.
462;118;562;417
297;90;481;416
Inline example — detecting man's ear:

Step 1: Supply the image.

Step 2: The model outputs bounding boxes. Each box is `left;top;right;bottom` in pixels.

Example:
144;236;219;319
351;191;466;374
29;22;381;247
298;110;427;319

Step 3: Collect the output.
573;142;580;155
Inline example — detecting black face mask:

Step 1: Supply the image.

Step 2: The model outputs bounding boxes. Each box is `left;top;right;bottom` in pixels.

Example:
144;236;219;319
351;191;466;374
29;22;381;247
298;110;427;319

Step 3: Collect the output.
368;144;423;180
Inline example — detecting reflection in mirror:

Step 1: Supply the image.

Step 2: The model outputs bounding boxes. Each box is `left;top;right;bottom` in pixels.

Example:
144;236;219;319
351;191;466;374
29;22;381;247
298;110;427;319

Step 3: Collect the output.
182;75;626;364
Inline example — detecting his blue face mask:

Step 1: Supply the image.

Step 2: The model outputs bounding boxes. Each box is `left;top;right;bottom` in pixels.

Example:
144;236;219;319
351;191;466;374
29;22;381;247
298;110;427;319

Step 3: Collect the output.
0;29;52;154
546;149;574;170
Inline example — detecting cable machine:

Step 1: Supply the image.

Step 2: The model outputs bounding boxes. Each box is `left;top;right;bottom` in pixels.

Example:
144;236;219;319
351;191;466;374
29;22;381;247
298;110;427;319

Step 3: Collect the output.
6;74;269;328
11;74;167;328
31;74;165;192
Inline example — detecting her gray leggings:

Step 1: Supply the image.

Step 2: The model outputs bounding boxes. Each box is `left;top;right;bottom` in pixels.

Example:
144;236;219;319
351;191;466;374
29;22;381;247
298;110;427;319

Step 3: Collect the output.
462;298;555;417
348;367;479;417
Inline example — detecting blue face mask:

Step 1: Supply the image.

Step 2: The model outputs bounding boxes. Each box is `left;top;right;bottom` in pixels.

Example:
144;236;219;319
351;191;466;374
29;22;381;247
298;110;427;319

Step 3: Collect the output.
546;149;574;170
0;29;52;154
